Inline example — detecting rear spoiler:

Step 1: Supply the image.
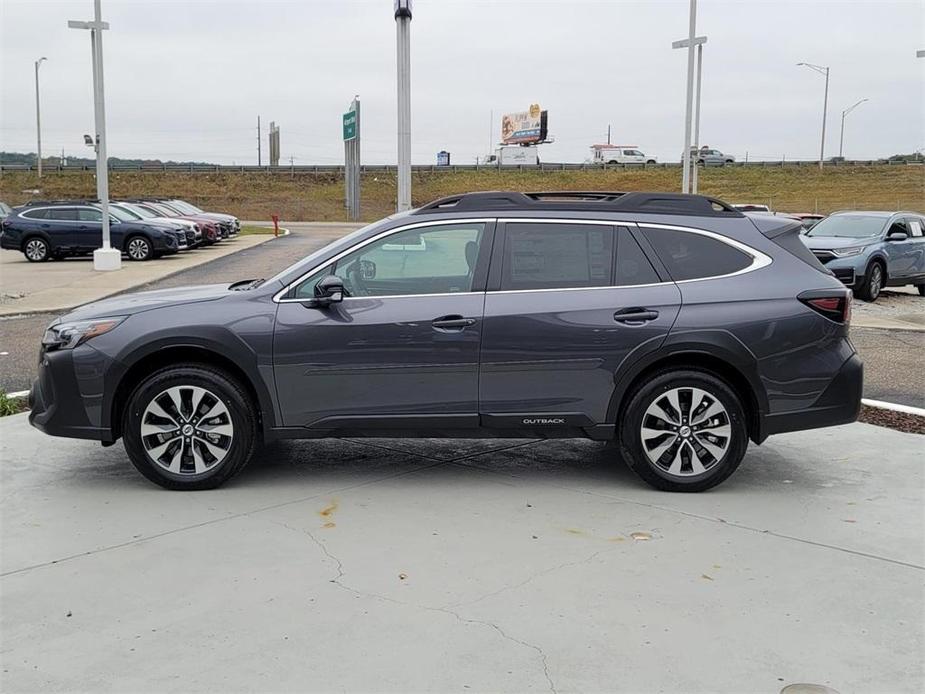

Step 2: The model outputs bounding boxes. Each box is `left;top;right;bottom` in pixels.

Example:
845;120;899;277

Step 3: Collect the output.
745;214;804;239
747;215;831;275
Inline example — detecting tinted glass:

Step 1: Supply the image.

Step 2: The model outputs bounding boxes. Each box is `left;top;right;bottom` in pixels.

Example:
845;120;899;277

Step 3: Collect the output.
77;208;103;222
46;208;78;221
107;205;137;222
642;228;752;281
501;223;614;290
616;229;660;285
22;208;49;219
293;223;486;299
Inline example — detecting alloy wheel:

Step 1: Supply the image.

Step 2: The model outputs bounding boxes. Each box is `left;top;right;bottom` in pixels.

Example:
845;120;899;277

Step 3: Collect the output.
869;265;883;299
640;386;732;477
140;386;234;474
25;239;47;261
127;237;151;260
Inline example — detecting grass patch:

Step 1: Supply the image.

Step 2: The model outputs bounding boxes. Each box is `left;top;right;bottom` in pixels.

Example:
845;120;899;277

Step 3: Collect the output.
2;165;921;222
238;225;277;236
0;391;28;417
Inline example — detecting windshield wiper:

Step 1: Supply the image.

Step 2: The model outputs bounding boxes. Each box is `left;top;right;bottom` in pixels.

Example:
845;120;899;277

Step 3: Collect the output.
228;278;265;291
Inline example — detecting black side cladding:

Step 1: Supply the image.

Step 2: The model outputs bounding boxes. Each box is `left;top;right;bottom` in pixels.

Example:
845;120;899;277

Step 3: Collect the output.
747;215;831;274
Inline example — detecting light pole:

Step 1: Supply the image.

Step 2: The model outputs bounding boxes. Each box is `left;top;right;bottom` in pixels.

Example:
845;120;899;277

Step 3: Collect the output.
69;0;120;271
672;35;706;193
34;57;47;178
797;62;830;171
394;0;412;212
678;0;698;194
838;98;868;159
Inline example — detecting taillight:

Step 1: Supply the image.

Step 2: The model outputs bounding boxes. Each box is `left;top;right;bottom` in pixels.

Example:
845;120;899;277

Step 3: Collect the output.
799;292;851;324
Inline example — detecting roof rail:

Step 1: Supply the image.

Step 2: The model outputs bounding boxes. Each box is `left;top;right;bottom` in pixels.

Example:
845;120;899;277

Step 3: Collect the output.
412;190;742;217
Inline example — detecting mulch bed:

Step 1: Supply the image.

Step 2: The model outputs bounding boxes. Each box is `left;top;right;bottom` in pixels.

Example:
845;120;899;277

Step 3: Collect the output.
858;404;925;435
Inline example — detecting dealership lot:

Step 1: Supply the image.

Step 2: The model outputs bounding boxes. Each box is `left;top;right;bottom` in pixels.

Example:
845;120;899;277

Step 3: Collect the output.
1;413;922;692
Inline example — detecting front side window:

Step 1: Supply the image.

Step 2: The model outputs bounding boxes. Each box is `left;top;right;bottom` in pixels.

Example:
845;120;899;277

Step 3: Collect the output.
77;208;103;222
500;223;614;291
907;219;924;237
292;223;486;299
641;228;752;281
22;208;49;220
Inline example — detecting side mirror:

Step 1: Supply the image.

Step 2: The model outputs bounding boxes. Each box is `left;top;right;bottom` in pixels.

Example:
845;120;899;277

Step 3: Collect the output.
312;275;344;306
887;231;909;241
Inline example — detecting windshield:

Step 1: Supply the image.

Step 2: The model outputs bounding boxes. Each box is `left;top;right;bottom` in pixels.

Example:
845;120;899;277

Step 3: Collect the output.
107;205;138;222
806;214;887;238
150;203;180;216
121;203;156;219
169;200;200;214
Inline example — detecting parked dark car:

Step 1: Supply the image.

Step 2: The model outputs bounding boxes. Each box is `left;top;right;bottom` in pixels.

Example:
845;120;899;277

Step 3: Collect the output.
28;191;861;492
162;199;240;236
802;211;925;300
122;201;222;245
1;201;183;261
133;200;236;239
111;202;202;247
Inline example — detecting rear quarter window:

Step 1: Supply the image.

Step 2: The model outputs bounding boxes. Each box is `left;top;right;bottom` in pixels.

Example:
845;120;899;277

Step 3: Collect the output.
641;227;752;281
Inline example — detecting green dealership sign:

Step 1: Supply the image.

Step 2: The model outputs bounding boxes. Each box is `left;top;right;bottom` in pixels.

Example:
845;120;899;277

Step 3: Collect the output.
343;110;357;141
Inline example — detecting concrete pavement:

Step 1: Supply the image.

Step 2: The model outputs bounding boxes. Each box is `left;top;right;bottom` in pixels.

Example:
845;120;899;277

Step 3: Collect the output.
1;413;922;692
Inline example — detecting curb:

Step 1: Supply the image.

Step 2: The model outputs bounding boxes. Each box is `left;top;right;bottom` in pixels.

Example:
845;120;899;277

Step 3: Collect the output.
861;398;925;417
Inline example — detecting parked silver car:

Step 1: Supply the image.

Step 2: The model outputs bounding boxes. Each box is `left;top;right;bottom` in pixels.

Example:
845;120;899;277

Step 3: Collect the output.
686;147;735;165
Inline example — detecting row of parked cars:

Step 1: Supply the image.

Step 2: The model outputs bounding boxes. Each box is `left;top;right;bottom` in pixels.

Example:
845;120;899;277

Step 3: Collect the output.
0;199;240;262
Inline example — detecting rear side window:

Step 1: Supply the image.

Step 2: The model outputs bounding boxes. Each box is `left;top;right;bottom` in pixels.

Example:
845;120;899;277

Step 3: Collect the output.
77;208;103;222
641;227;752;281
616;229;660;285
21;208;49;220
501;223;614;290
46;208;78;221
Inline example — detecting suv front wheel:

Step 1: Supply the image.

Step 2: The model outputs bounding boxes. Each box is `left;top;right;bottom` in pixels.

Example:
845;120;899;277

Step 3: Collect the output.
856;261;884;302
618;369;748;492
122;365;258;490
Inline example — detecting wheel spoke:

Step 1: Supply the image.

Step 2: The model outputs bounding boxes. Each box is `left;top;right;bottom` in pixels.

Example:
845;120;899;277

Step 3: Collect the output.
145;399;179;427
141;421;179;437
197;422;233;436
665;389;683;423
688;447;707;475
696;423;731;438
667;442;686;475
692;401;725;426
191;440;209;474
695;434;728;461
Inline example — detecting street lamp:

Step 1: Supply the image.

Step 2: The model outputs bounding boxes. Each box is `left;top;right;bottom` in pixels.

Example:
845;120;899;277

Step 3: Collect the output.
839;98;868;159
68;0;120;271
677;0;698;194
394;0;412;212
672;35;707;193
797;62;830;170
34;57;47;178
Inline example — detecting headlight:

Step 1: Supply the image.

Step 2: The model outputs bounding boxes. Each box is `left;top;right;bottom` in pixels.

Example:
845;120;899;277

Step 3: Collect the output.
42;316;126;351
830;246;866;257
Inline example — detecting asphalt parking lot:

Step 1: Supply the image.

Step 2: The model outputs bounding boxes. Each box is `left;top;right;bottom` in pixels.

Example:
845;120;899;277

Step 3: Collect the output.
1;413;922;692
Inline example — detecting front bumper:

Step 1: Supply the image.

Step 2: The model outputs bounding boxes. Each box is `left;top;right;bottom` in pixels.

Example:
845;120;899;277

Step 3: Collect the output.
29;344;116;443
758;352;863;441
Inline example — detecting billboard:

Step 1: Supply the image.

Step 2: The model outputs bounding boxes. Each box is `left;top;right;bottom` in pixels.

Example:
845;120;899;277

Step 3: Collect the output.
500;104;548;145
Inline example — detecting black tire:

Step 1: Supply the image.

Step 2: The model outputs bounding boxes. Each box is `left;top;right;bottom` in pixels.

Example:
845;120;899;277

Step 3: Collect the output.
856;261;885;302
22;236;50;262
122;364;258;490
617;369;749;492
124;234;153;261
917;284;924;297
646;160;657;165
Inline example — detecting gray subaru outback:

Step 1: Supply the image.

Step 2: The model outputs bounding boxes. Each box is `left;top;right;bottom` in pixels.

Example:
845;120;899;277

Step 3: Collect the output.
29;191;862;492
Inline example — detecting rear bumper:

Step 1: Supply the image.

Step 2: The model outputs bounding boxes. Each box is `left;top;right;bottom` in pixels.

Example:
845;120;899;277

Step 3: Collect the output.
758;352;863;441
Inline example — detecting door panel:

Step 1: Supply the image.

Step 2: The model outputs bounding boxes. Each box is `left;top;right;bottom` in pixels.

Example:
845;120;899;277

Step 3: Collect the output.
273;294;484;427
479;284;681;424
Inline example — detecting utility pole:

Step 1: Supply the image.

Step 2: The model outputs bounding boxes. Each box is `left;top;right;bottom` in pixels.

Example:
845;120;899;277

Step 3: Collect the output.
35;57;47;178
680;0;697;194
607;124;611;145
69;0;120;271
839;99;868;159
257;115;262;166
394;0;412;212
797;62;830;170
672;34;707;193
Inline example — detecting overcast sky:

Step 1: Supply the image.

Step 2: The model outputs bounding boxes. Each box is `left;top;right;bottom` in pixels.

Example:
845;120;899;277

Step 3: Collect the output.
1;0;923;165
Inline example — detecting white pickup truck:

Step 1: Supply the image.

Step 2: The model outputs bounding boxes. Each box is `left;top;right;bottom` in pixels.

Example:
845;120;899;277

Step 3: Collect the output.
590;145;657;165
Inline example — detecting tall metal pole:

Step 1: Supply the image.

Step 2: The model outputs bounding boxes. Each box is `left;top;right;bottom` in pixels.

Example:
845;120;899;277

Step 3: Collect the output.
838;98;868;159
395;1;412;212
34;58;47;178
680;0;697;194
692;42;703;194
820;67;829;170
257;115;262;166
354;97;361;221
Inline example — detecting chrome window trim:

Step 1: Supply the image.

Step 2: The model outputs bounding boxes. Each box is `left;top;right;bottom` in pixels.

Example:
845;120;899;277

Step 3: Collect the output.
273;217;773;303
273;218;496;303
636;222;772;283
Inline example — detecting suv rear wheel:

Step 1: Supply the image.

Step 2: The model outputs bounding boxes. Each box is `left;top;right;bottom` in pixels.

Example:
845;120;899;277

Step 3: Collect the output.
856;261;884;302
122;365;258;490
618;370;748;492
23;236;50;262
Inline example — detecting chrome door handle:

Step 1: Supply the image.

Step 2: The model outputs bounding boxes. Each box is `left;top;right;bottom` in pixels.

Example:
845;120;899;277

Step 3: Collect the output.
432;315;477;330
